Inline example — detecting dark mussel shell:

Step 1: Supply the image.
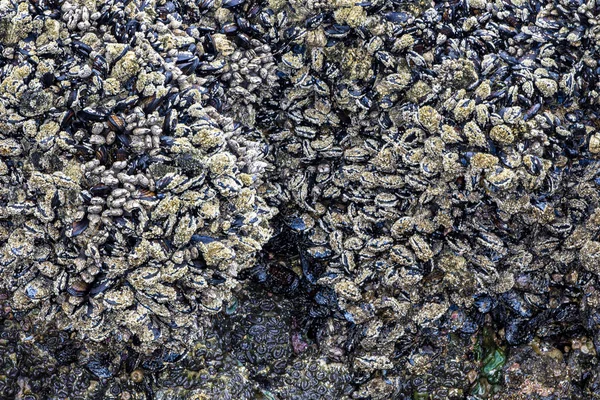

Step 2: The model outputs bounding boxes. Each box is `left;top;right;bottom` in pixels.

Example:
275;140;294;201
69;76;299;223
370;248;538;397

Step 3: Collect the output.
222;0;245;8
67;279;89;297
305;13;325;30
268;263;300;294
79;107;109;122
324;24;351;39
198;0;215;9
92;54;108;77
72;219;89;237
41;72;55;87
96;145;109;164
90;184;112;196
86;359;113;379
72;40;92;57
107;114;126;132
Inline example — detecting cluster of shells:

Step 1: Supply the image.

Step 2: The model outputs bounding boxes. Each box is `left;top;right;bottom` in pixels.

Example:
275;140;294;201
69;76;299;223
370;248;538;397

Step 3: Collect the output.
3;0;600;398
0;0;277;353
261;0;600;386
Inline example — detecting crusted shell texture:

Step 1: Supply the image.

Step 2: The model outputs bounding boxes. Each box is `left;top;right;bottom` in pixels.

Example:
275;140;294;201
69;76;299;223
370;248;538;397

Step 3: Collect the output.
0;0;276;354
2;0;600;398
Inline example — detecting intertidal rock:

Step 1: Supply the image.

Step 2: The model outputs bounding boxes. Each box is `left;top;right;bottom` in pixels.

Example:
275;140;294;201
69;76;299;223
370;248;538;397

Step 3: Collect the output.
3;0;600;398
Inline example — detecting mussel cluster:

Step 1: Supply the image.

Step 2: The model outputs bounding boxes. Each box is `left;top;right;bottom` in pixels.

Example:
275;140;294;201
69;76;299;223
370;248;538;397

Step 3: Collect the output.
3;0;600;398
259;0;600;378
0;0;277;353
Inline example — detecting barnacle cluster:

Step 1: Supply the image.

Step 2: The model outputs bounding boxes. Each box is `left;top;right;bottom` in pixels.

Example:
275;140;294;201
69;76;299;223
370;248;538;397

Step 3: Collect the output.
4;0;600;397
0;0;276;353
258;0;600;389
226;295;294;375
